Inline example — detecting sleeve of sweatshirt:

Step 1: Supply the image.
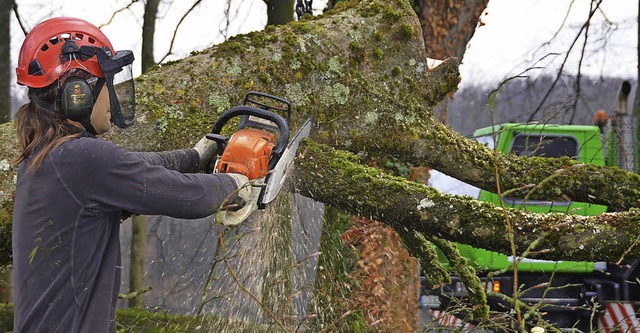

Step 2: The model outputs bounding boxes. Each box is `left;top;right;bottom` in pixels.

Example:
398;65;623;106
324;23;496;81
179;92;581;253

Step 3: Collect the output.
128;149;200;173
78;139;239;218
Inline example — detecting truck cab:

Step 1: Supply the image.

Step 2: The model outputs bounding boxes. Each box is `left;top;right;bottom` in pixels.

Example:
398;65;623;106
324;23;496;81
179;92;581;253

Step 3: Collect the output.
423;123;640;332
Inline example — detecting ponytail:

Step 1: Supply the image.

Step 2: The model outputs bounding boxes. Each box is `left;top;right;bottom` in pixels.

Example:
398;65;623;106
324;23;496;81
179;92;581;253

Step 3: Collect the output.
12;86;83;171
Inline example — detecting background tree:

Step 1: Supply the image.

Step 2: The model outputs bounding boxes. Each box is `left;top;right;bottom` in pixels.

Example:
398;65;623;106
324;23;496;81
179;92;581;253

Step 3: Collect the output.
634;2;640;172
415;0;488;60
264;0;295;26
0;0;12;124
142;0;161;73
0;0;14;304
127;0;163;310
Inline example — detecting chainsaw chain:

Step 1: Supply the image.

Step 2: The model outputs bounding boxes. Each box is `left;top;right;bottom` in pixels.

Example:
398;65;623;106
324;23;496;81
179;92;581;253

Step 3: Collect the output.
296;0;313;19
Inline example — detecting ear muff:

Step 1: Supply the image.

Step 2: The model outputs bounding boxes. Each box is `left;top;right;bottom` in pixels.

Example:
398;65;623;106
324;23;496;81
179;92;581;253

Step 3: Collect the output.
59;77;95;122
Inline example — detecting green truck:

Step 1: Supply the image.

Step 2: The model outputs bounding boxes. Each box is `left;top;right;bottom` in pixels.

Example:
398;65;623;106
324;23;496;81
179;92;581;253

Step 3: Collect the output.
421;123;640;332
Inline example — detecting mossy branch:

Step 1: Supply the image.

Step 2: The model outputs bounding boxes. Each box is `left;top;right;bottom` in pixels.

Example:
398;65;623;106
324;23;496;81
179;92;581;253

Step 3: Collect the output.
294;140;640;263
400;230;450;288
358;120;640;213
427;235;489;321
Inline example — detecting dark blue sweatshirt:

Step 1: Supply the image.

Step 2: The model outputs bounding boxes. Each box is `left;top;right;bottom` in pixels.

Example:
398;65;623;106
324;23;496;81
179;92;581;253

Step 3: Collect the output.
12;135;238;332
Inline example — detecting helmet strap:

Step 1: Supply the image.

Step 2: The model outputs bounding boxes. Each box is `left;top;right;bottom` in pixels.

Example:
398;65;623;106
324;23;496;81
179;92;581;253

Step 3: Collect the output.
79;119;98;135
28;89;55;112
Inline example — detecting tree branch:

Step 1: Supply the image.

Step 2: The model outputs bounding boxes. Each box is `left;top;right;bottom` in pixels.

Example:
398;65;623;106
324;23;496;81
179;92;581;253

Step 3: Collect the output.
11;0;29;36
158;0;204;64
99;0;140;29
294;140;640;263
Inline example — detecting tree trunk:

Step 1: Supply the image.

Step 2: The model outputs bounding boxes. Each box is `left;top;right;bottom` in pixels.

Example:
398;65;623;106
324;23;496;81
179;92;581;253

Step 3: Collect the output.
134;0;160;307
265;0;295;26
416;0;488;59
617;81;632;171
0;269;10;303
142;0;161;73
128;215;147;308
0;0;13;303
0;0;11;123
635;1;640;173
0;0;639;266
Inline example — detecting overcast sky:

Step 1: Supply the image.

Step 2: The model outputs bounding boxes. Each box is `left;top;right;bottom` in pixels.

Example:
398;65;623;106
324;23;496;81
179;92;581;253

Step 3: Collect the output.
9;0;639;109
461;0;637;85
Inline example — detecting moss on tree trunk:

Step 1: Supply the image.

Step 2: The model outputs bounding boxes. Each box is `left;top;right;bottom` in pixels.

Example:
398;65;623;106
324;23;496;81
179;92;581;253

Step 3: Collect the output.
0;0;639;266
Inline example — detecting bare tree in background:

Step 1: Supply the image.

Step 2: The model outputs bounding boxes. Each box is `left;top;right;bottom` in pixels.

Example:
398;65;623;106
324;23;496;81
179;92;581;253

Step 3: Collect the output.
264;0;295;26
497;1;638;173
525;0;605;124
0;0;12;124
439;1;632;137
108;0;305;68
142;0;161;73
103;0;161;308
0;0;10;303
634;1;640;172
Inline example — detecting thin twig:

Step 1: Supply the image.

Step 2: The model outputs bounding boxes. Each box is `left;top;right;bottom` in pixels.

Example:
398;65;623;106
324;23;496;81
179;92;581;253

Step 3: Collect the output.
617;235;640;265
527;0;604;122
489;76;524;327
11;0;29;36
118;286;152;300
99;0;140;28
158;0;204;64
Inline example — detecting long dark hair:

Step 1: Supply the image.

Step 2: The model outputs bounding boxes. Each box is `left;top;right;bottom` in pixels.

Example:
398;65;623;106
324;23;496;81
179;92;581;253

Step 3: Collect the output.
12;84;84;171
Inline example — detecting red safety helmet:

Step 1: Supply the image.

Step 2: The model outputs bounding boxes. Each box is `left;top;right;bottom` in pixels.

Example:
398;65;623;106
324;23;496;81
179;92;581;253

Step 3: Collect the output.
16;17;136;129
16;17;115;88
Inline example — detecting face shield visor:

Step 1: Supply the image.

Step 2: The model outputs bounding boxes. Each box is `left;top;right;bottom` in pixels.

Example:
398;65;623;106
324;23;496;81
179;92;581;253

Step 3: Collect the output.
87;46;135;128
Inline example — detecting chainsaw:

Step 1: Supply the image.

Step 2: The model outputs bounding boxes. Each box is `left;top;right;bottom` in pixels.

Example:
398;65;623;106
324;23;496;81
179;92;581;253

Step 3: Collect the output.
206;92;311;210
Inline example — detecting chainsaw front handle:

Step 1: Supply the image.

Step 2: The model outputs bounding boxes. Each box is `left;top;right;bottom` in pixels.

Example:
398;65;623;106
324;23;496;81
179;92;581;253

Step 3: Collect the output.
243;91;291;123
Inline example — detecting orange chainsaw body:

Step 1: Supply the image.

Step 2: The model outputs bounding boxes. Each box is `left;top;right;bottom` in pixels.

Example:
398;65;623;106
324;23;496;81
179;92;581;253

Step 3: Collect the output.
215;128;275;180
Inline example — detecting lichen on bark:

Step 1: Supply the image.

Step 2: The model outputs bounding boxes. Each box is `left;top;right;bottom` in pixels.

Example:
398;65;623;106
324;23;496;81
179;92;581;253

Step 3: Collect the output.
0;0;639;268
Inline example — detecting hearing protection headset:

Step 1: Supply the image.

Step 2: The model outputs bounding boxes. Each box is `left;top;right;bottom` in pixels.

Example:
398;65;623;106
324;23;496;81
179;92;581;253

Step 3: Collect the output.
59;76;95;121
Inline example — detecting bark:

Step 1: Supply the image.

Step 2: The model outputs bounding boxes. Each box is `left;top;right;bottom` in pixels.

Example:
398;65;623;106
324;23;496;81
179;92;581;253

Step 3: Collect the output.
361;120;640;213
616;81;632;171
417;0;488;59
0;0;639;266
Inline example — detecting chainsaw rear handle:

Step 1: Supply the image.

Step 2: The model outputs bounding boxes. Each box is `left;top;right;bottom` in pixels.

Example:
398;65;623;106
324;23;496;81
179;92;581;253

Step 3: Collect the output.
207;106;290;169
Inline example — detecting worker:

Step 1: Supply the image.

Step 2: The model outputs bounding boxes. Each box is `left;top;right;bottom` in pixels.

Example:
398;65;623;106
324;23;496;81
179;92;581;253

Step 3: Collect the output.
11;17;257;332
